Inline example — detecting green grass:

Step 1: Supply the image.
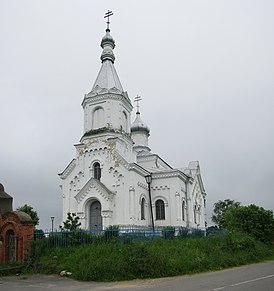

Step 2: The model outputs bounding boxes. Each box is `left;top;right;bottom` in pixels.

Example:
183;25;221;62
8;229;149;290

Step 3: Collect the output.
29;232;274;281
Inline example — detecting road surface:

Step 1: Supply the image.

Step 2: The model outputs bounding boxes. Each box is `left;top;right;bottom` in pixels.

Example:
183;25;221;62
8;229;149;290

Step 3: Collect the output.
0;260;273;290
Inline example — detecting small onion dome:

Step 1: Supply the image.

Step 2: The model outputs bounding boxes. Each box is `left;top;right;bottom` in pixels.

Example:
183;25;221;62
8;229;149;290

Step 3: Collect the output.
100;29;116;63
131;112;150;134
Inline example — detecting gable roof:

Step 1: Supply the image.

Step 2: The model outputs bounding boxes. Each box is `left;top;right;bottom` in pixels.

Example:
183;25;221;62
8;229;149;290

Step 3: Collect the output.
74;178;115;203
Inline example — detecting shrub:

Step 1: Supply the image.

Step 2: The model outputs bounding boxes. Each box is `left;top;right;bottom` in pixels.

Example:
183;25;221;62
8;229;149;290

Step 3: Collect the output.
104;225;119;242
30;234;274;281
189;228;205;238
225;205;274;243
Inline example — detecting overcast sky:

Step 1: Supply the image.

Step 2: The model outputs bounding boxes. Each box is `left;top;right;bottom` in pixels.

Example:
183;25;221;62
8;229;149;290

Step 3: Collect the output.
1;0;273;230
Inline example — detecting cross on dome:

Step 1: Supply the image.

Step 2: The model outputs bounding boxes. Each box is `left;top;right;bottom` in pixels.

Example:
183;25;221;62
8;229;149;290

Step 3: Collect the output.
104;10;113;31
134;95;142;114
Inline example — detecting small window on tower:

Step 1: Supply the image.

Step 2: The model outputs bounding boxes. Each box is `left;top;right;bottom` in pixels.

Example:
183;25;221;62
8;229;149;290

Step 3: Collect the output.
93;162;101;180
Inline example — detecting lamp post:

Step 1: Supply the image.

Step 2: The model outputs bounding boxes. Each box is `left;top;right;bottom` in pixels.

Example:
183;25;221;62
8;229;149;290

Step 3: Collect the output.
51;216;54;233
145;174;154;231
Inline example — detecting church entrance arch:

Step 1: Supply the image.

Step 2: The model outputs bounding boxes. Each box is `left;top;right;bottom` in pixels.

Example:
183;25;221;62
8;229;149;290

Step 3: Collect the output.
89;200;102;230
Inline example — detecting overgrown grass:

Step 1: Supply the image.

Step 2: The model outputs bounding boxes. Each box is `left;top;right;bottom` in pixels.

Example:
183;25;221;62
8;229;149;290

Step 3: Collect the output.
29;232;274;281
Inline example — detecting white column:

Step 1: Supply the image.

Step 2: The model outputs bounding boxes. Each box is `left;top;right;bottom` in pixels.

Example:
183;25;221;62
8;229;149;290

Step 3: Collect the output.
186;181;193;228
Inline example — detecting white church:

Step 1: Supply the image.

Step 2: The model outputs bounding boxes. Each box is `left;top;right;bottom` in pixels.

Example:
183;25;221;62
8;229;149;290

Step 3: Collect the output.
59;19;206;231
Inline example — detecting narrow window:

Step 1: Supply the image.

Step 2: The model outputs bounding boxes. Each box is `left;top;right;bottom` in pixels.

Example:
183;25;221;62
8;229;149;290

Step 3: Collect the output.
194;205;197;224
93;162;101;180
141;198;145;220
155;199;165;220
182;200;185;221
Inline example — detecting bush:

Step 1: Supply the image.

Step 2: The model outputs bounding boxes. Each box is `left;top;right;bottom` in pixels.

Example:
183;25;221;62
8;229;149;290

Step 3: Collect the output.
104;225;119;242
189;228;205;238
206;227;227;237
225;205;274;243
30;234;274;281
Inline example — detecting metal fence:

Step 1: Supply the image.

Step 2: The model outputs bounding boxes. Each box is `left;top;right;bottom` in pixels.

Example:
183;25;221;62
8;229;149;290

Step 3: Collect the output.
33;227;227;249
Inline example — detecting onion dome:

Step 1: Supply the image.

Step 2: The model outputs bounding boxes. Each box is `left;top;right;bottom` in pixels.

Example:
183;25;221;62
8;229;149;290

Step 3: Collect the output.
131;112;150;134
100;29;116;63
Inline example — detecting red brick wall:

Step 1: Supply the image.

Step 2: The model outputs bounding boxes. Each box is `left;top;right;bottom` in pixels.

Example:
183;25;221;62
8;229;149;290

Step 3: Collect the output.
0;213;34;264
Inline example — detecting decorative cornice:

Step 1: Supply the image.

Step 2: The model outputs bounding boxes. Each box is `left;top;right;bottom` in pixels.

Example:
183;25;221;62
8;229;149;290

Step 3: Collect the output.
82;92;132;110
81;128;132;143
151;185;170;191
58;159;76;180
152;170;188;182
137;181;148;191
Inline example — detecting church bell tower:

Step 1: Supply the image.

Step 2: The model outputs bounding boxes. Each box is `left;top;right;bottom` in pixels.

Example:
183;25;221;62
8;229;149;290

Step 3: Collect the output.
81;15;133;143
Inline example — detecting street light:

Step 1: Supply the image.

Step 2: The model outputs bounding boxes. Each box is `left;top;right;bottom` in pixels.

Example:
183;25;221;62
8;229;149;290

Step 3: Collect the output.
51;216;54;233
145;174;154;231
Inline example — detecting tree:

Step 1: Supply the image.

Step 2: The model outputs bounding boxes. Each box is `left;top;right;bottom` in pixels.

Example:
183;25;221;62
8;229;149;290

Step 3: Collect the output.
60;212;81;231
17;204;39;226
224;204;274;243
212;199;241;228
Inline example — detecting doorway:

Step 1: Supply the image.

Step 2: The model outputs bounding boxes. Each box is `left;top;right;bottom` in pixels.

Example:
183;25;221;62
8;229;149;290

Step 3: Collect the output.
89;200;102;230
5;230;16;262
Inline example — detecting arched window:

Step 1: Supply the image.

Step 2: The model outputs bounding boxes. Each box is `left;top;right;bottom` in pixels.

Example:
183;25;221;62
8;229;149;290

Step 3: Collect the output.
141;198;145;220
93;162;101;180
93;107;104;129
155;199;165;220
182;200;185;221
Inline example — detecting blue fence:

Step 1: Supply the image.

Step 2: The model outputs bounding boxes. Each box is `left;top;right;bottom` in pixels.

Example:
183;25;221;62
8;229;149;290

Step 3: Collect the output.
33;227;227;249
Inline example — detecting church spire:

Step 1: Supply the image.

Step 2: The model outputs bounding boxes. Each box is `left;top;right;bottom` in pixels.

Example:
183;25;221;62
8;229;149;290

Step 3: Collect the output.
89;11;124;93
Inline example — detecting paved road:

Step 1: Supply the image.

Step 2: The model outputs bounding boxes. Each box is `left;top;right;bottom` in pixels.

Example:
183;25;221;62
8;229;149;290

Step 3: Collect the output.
0;261;273;291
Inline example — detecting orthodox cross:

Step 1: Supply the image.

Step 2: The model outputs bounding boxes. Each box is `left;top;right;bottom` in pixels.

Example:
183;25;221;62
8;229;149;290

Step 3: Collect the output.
134;95;142;113
104;10;113;30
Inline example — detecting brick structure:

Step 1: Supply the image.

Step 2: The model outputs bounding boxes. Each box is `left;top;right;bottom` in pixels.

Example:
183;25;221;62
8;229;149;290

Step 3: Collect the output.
0;184;34;264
